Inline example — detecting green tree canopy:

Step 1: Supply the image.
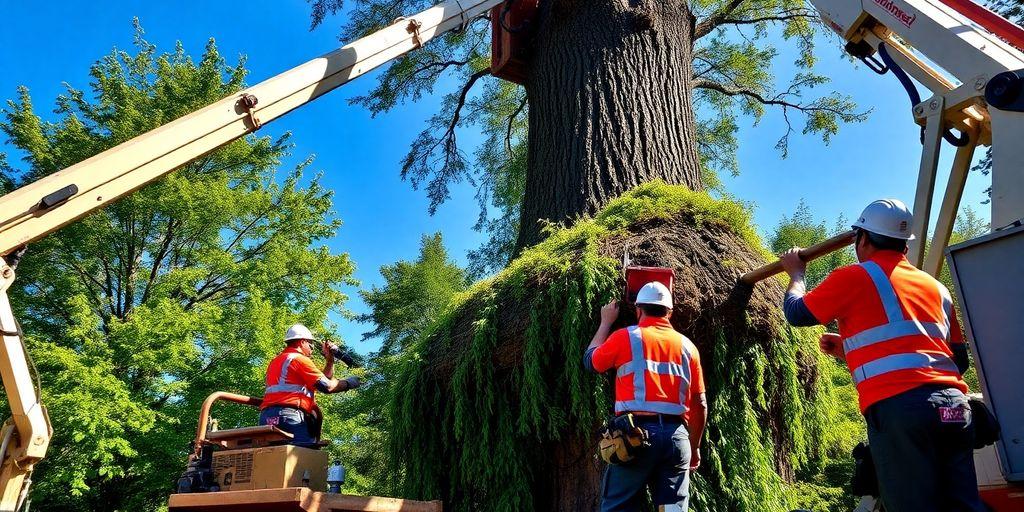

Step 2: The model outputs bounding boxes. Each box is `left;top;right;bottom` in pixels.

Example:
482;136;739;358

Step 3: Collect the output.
319;232;467;497
359;232;469;357
0;24;355;510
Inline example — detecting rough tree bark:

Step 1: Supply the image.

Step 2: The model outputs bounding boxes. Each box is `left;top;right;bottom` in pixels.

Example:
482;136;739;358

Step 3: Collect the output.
517;0;704;249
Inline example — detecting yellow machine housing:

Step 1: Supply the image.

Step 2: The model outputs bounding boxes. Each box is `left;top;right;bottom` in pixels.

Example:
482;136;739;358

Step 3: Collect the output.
212;445;328;492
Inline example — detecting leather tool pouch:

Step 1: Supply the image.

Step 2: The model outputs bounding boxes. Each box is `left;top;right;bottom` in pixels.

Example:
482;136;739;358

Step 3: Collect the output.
969;395;1001;449
598;414;650;465
850;441;880;498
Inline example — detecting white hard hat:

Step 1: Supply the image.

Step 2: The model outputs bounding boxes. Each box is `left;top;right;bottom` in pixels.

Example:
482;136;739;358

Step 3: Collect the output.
284;323;317;343
635;282;673;309
851;199;915;240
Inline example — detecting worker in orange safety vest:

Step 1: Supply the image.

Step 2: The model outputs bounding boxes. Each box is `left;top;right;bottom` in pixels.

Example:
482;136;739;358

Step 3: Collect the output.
584;282;707;512
259;323;362;448
779;198;984;512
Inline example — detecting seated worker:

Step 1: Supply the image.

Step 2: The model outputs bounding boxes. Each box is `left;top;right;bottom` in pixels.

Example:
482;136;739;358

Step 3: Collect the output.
259;323;362;448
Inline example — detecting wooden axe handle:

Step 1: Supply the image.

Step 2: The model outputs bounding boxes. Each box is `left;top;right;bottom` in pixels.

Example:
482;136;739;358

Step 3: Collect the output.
740;230;857;285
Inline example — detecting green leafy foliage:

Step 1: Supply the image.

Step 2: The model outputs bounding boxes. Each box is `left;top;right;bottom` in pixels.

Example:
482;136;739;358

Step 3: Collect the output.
307;1;867;274
312;233;469;497
360;233;470;357
384;182;861;511
0;24;355;510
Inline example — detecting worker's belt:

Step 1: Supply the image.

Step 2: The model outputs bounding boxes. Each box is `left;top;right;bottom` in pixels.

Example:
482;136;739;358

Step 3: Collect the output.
267;405;323;441
597;413;650;466
630;413;684;425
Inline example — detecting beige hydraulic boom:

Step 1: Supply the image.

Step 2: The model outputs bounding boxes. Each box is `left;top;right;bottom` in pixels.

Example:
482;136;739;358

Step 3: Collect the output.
0;1;502;509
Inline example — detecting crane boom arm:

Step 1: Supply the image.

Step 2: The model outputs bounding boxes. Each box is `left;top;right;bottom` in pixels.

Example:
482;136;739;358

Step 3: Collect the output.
0;1;501;509
807;0;1024;275
0;0;502;256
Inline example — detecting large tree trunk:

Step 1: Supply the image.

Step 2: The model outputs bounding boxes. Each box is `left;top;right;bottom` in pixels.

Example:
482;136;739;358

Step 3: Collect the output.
517;0;703;249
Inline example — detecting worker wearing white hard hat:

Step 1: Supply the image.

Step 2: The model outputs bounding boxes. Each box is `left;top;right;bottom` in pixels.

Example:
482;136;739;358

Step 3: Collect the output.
777;199;984;512
583;281;707;512
258;323;363;448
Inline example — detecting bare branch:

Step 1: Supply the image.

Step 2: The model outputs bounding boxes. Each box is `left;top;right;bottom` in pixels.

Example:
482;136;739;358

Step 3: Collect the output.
694;77;869;157
401;68;491;213
443;69;490;143
505;95;528;155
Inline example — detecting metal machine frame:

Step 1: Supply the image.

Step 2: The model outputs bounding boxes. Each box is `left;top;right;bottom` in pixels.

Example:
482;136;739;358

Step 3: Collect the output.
806;1;1024;509
945;224;1024;482
811;0;1024;276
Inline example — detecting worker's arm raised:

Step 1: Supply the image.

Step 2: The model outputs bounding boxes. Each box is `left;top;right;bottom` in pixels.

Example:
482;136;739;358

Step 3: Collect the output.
293;355;362;394
583;301;624;373
779;248;821;327
320;341;336;380
315;375;362;394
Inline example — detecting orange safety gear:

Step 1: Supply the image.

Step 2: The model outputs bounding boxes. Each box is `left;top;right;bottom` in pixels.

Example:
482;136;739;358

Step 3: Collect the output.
803;251;968;412
261;346;329;413
591;316;705;417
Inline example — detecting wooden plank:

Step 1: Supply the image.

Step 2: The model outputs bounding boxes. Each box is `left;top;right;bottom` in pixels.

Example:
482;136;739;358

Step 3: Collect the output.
320;494;443;512
168;488;314;512
740;231;856;285
168;488;443;512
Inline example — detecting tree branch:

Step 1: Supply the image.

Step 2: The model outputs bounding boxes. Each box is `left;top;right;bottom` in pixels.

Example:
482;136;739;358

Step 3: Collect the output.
140;218;178;305
444;69;490;144
695;0;748;39
402;68;490;209
505;95;528;155
717;9;817;28
693;78;848;116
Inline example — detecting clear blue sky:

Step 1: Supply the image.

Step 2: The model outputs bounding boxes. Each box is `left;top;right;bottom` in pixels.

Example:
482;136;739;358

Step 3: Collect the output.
1;1;992;354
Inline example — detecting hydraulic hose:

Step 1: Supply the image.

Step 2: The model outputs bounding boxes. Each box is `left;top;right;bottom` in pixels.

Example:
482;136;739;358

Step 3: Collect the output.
877;43;969;147
0;424;15;466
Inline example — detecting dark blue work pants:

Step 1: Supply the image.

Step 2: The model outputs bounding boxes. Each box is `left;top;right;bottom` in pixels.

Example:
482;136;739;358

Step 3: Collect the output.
865;385;986;512
259;406;320;448
600;419;691;512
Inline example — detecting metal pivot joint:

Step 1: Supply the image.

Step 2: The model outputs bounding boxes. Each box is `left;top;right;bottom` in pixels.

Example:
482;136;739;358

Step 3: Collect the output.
239;93;261;130
406;19;424;48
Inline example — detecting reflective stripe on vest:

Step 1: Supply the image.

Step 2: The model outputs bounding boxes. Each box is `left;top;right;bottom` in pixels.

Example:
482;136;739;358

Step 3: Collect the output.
265;353;313;397
845;261;957;385
614;326;691;415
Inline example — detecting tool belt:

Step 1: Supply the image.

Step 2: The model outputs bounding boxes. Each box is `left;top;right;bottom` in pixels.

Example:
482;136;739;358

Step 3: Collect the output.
850;441;879;498
598;414;650;465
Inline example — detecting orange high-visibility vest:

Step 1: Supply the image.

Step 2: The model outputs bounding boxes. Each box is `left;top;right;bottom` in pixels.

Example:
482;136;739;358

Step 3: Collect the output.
613;326;697;415
806;254;968;412
261;348;318;413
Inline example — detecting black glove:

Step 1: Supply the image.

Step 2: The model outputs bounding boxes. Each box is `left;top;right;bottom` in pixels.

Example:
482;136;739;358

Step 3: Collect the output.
343;376;362;390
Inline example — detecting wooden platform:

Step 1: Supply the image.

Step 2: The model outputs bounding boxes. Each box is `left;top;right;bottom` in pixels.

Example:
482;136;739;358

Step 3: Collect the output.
167;488;443;512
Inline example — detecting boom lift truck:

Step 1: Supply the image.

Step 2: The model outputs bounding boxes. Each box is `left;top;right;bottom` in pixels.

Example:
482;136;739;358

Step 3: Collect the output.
0;1;536;511
747;0;1024;510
